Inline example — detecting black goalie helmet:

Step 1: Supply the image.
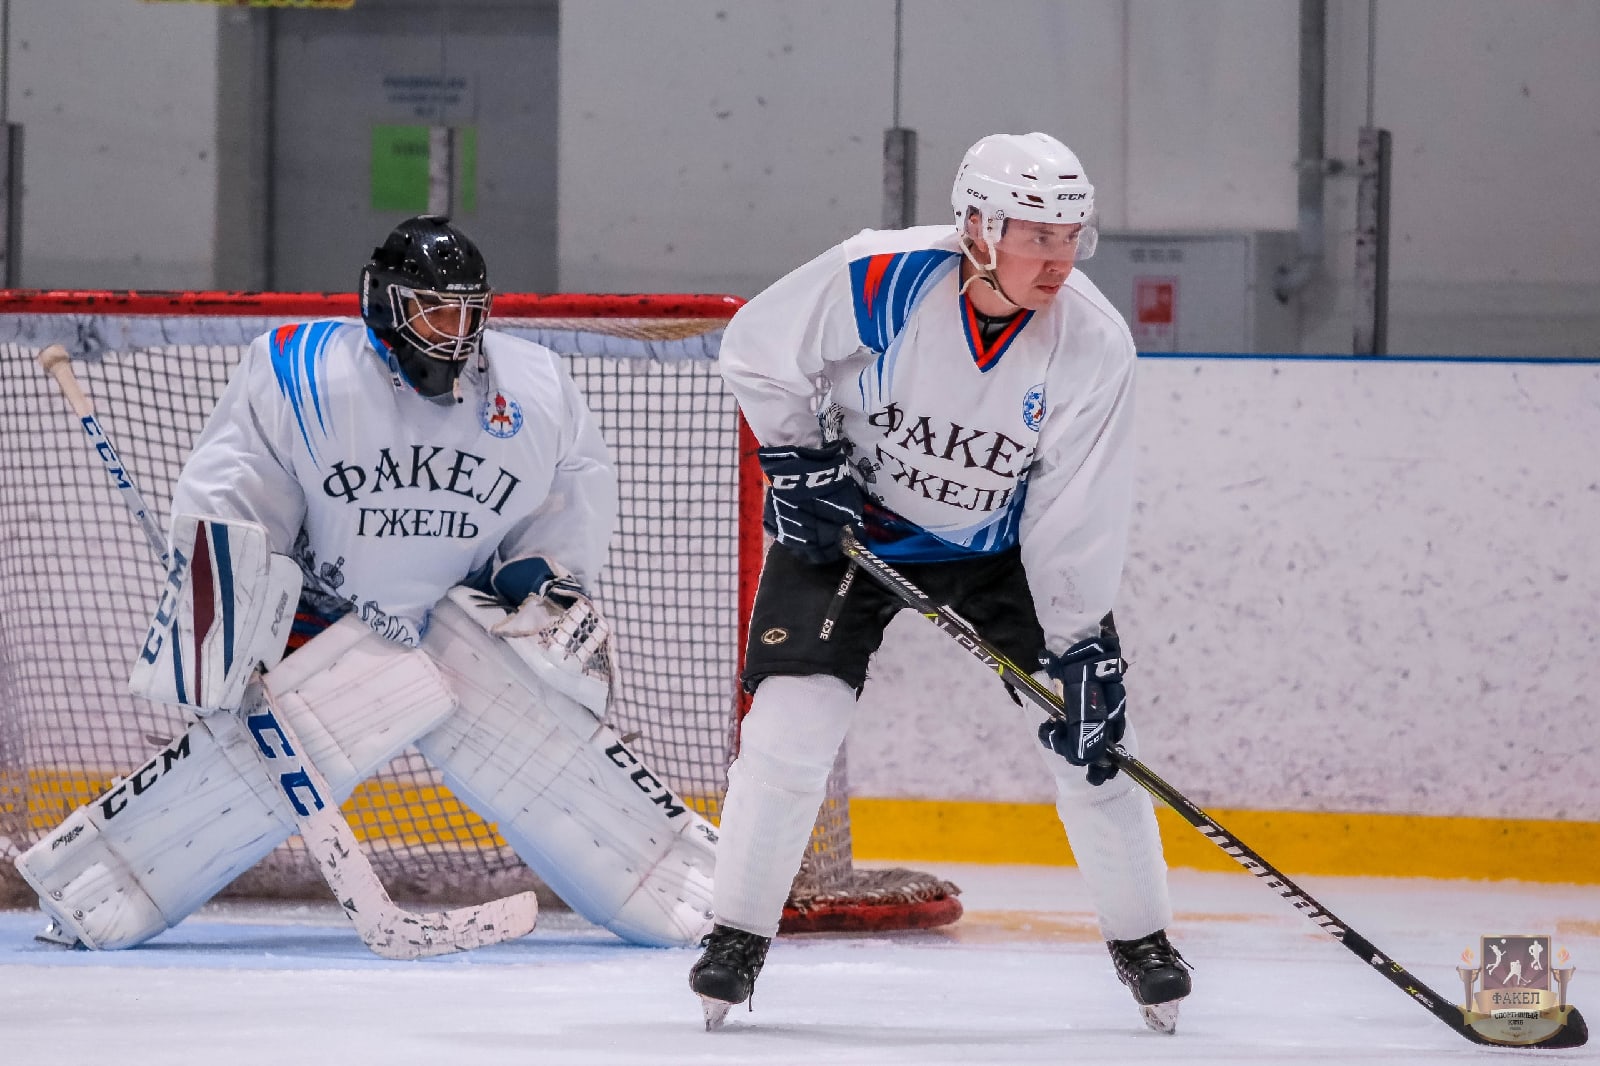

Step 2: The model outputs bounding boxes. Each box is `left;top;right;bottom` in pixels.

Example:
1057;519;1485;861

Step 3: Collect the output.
359;215;492;399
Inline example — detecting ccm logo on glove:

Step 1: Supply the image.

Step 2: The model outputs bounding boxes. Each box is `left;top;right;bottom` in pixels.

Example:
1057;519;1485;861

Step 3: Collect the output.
768;463;850;491
1038;633;1128;787
757;442;865;565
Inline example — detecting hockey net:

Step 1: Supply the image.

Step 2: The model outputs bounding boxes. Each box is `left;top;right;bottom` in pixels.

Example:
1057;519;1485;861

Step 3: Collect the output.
0;290;959;933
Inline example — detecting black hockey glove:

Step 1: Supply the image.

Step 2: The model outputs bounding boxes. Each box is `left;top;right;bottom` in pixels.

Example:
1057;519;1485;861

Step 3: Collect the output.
758;441;865;565
1038;633;1128;786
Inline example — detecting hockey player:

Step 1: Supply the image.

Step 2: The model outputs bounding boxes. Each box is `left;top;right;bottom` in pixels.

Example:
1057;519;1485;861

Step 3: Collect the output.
690;134;1190;1032
17;216;716;953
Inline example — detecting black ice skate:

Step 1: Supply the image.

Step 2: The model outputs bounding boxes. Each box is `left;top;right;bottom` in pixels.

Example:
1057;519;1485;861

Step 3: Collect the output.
1107;929;1191;1034
689;923;771;1030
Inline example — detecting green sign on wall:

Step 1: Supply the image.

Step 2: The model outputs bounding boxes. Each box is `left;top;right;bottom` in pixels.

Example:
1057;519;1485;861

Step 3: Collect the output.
370;125;477;214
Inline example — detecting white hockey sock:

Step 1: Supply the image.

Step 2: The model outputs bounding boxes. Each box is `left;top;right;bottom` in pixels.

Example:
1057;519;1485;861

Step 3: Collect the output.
1037;721;1174;941
712;674;856;938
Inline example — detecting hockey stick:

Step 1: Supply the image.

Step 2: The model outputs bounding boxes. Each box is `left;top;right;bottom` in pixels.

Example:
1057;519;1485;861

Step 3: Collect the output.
38;344;539;960
839;527;1587;1050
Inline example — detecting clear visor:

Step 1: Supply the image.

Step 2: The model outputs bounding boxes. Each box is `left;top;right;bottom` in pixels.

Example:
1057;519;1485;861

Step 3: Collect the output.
391;285;492;360
993;218;1098;261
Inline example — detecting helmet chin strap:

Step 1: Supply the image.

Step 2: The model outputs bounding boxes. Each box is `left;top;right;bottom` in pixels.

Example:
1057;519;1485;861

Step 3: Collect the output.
957;235;1026;311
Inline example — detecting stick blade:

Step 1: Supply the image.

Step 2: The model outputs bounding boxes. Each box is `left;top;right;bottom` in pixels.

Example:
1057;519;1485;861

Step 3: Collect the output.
354;890;540;961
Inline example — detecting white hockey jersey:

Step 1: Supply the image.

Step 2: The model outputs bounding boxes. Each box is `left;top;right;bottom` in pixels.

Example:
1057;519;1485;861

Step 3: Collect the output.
172;321;616;647
720;225;1137;652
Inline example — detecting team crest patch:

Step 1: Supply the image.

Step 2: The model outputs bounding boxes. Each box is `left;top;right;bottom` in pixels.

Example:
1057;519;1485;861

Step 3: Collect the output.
482;391;524;438
1022;383;1047;431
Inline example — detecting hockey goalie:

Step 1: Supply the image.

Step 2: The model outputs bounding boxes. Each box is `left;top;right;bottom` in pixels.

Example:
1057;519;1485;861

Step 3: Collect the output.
14;216;716;955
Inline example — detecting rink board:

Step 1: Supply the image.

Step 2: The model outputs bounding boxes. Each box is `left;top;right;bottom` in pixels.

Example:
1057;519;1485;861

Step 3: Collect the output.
848;356;1600;843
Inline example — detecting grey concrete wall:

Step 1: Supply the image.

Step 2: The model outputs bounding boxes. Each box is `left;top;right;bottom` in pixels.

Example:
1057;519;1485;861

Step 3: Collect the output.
7;0;218;288
8;1;1599;353
559;0;1600;356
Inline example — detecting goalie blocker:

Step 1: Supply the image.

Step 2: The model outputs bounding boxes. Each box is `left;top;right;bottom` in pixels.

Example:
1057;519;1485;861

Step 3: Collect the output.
16;586;714;950
128;513;303;712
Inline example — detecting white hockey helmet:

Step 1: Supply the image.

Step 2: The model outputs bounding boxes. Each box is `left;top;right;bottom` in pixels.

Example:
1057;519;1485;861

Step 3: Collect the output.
951;132;1097;261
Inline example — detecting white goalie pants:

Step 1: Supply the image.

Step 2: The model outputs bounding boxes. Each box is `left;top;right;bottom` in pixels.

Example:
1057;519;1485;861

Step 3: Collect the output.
714;673;1172;941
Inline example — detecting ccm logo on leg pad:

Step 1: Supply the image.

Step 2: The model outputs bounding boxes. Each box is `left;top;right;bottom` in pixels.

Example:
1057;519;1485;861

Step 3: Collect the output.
605;743;687;818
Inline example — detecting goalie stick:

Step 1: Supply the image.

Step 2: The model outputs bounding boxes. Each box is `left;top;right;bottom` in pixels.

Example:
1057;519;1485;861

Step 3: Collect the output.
838;527;1588;1050
38;344;540;961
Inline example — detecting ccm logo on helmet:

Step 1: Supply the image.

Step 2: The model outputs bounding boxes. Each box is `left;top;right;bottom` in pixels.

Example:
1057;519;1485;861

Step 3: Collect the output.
964;188;989;201
1060;192;1087;201
769;463;850;491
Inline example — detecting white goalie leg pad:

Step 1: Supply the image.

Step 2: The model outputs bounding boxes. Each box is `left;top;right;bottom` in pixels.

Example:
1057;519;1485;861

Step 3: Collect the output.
417;587;715;947
15;616;456;950
712;673;857;938
1024;712;1173;941
14;714;291;950
128;513;302;712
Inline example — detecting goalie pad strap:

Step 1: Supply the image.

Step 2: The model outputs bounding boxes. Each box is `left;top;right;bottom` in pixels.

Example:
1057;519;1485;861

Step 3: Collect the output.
128;513;302;711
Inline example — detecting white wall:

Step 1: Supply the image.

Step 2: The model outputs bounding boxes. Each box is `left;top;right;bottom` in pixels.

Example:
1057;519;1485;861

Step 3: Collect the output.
7;0;219;288
848;357;1600;822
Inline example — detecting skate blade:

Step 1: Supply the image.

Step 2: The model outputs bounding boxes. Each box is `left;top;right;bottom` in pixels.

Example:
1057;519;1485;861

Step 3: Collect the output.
700;997;733;1031
1140;1001;1181;1034
34;919;82;949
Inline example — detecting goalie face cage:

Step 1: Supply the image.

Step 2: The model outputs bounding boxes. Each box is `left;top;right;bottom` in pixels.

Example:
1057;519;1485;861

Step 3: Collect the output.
0;290;959;934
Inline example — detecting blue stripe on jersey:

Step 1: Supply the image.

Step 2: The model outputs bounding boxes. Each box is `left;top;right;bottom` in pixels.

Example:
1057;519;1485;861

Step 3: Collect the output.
850;249;958;409
209;520;236;676
269;321;342;466
848;249;958;354
301;320;339;433
269;324;317;460
865;478;1031;563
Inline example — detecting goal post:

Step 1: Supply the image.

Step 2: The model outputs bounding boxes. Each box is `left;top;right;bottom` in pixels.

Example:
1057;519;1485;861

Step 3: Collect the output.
0;289;960;933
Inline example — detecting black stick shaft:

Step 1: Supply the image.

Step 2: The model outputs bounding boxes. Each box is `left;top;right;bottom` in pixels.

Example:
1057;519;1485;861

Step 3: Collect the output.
818;560;856;642
839;526;1584;1049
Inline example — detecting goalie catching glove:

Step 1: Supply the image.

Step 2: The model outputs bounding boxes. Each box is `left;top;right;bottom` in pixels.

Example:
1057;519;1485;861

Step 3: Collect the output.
758;441;865;565
489;557;614;714
1037;629;1128;787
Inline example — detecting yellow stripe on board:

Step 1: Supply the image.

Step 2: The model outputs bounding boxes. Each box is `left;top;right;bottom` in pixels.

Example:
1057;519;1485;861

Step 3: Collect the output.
847;797;1600;884
15;770;1596;882
13;771;717;853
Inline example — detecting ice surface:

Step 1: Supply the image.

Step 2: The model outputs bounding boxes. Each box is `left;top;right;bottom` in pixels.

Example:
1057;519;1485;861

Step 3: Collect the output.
2;865;1595;1065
